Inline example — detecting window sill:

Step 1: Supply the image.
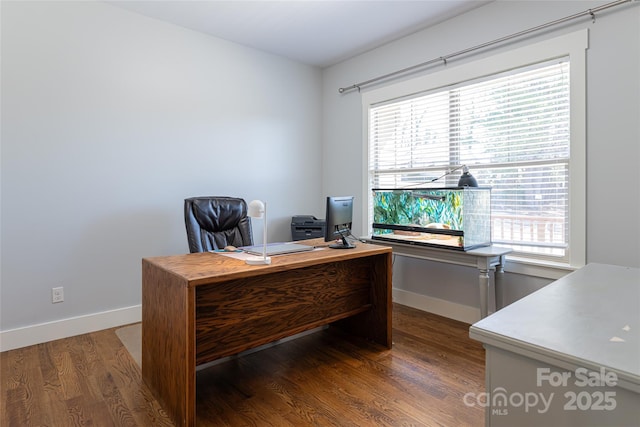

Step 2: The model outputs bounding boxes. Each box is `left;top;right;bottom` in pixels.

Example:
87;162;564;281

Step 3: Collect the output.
504;255;578;280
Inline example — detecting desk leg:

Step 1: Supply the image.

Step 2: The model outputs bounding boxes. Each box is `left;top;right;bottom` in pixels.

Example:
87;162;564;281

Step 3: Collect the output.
495;258;505;311
479;268;490;319
142;261;195;427
334;252;393;348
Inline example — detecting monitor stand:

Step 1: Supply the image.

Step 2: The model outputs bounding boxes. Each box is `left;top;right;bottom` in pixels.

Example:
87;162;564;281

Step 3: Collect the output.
329;234;356;249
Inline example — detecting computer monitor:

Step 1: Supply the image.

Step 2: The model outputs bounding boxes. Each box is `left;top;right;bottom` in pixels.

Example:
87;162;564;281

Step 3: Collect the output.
324;196;355;249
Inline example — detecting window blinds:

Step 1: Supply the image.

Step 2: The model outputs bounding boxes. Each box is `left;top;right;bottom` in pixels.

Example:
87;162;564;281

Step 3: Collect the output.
369;59;570;257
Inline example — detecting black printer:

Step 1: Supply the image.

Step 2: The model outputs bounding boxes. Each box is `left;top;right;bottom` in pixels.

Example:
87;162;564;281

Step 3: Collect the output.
291;215;326;241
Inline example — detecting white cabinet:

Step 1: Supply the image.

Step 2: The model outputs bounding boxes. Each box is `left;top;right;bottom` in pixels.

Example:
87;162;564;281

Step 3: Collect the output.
470;263;640;426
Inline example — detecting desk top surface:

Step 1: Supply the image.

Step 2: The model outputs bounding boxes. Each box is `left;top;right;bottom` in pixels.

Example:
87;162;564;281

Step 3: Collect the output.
365;239;511;268
470;263;640;383
365;238;511;256
143;238;392;286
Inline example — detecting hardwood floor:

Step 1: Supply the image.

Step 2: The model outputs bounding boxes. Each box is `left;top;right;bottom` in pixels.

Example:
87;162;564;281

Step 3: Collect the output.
1;304;485;426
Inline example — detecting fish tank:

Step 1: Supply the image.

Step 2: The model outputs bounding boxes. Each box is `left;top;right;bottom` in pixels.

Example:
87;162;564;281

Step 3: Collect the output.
371;187;491;251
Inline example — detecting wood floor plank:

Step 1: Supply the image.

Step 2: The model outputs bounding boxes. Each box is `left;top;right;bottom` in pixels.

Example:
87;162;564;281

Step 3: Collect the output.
1;304;485;426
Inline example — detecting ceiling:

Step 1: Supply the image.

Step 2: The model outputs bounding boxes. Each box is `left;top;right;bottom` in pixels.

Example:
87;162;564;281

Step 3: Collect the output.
107;1;491;68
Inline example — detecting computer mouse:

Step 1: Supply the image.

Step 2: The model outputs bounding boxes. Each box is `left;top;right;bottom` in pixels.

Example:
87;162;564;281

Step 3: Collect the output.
224;245;237;252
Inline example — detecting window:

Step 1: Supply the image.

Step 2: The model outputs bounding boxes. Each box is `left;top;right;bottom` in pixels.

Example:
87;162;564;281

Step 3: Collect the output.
362;30;587;271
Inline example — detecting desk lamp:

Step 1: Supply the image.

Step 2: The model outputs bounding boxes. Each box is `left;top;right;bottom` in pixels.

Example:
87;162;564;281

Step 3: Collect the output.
427;165;479;187
457;165;479;187
246;199;271;265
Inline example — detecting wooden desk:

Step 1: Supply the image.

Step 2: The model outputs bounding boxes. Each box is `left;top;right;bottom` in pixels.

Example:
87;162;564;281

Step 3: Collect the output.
141;239;392;427
366;239;511;318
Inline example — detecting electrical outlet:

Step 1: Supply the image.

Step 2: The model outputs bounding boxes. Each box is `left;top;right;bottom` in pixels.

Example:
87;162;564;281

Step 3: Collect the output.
52;287;64;303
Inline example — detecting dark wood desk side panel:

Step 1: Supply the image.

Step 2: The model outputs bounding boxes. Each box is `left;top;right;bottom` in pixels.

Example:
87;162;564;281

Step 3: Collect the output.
195;257;377;364
334;252;393;348
142;260;195;427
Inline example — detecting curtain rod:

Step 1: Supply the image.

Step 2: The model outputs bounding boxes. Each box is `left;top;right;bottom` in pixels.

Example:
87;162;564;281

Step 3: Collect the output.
338;0;635;94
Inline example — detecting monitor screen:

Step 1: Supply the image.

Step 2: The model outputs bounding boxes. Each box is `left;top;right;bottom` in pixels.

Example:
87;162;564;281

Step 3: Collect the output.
324;196;355;249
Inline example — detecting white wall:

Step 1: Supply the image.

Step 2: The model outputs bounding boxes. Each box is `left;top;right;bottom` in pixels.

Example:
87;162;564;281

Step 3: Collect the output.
1;1;322;349
322;1;640;321
2;0;638;350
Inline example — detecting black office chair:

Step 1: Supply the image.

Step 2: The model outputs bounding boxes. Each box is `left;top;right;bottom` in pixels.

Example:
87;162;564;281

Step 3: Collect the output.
184;196;254;253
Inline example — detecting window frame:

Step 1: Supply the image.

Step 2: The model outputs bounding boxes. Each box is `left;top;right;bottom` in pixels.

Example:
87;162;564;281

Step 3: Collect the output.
361;30;588;277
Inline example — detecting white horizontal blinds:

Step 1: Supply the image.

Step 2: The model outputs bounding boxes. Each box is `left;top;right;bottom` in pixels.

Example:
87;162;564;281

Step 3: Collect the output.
370;90;452;187
369;59;570;258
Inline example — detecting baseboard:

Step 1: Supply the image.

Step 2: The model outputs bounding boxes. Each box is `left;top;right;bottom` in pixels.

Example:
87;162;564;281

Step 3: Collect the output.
393;288;480;324
0;305;141;352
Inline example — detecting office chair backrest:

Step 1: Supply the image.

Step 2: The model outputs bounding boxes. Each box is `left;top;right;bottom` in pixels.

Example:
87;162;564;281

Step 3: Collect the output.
184;196;254;253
